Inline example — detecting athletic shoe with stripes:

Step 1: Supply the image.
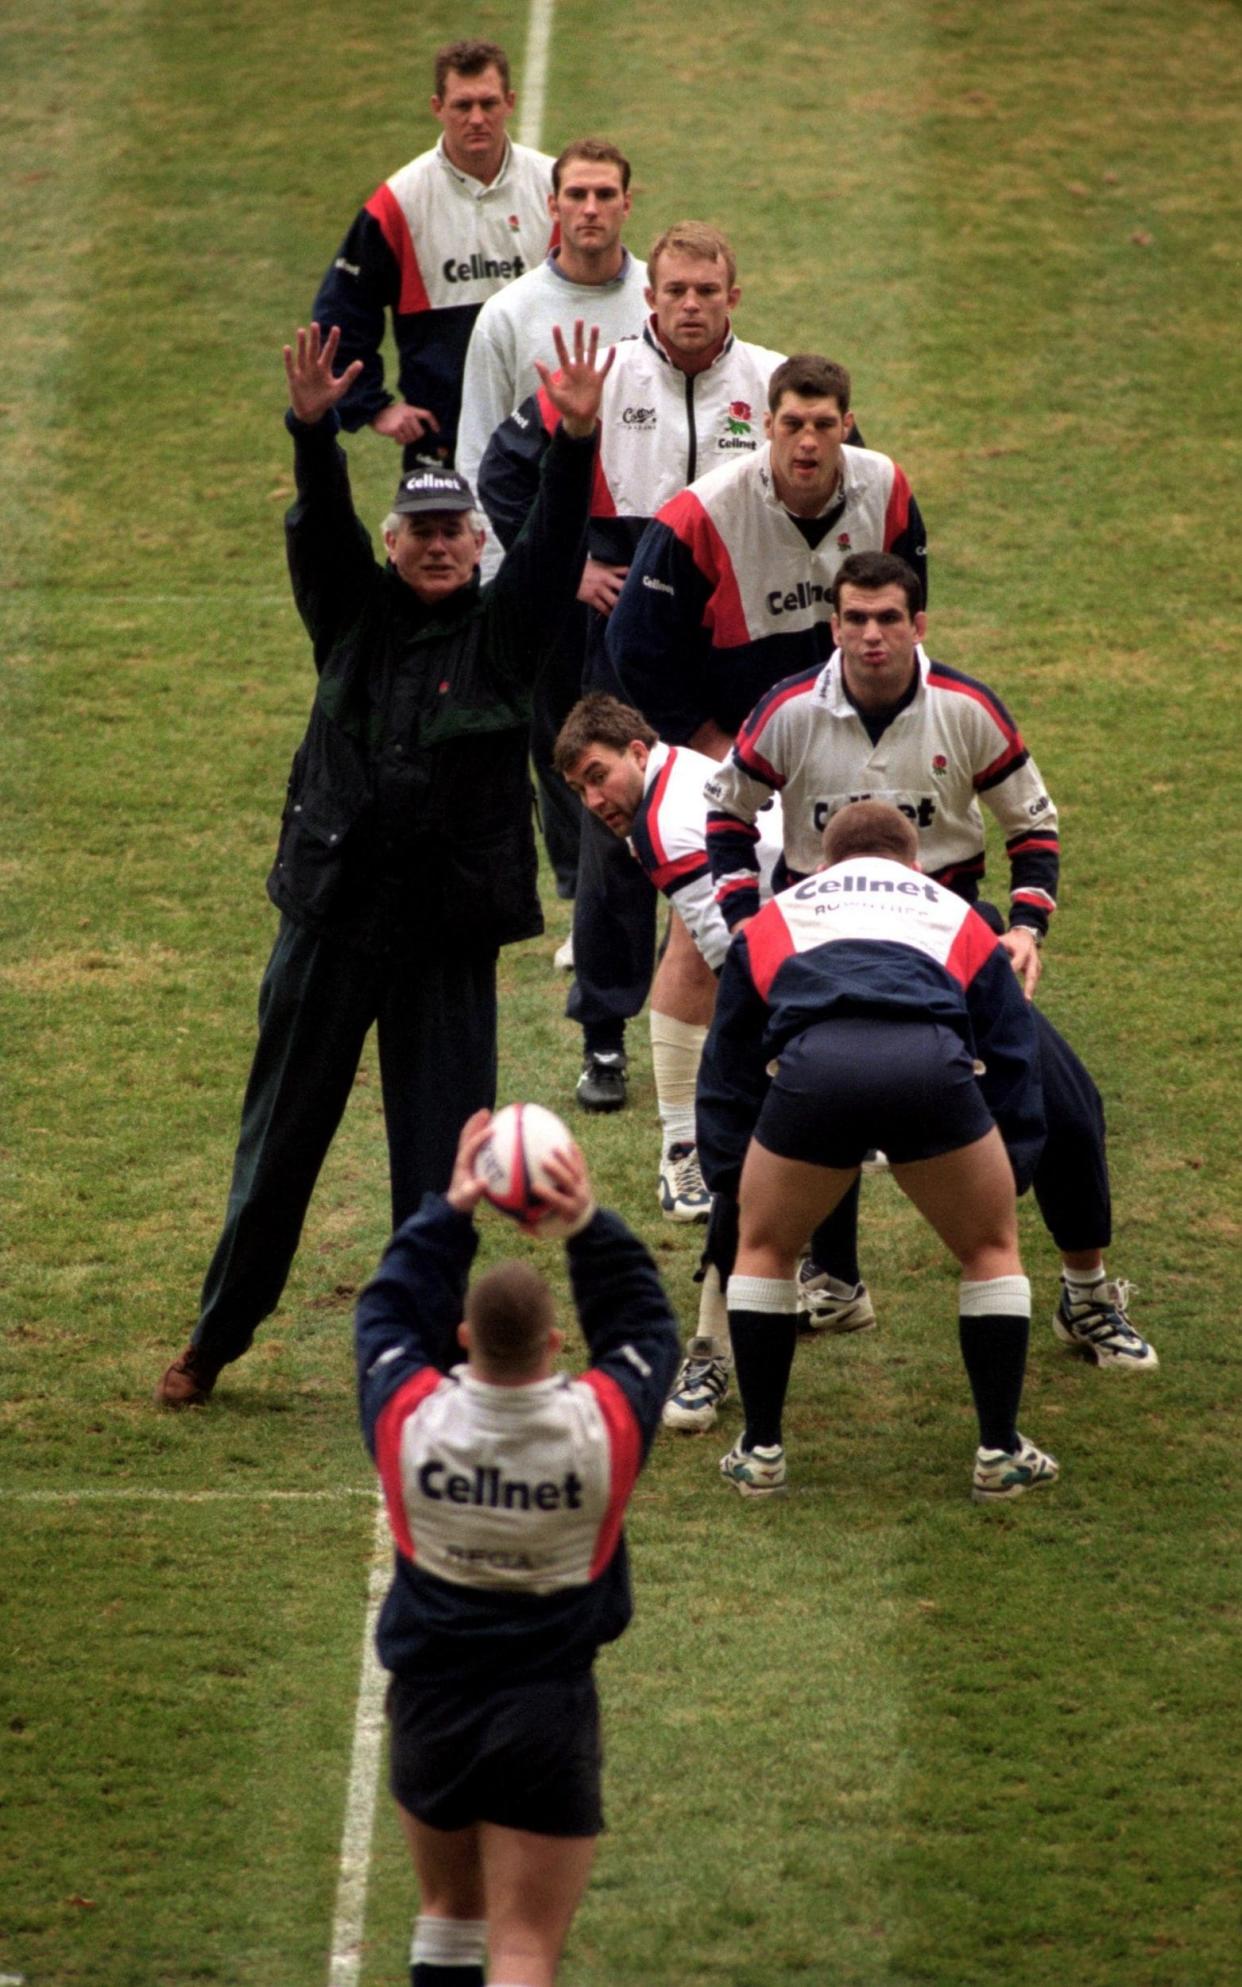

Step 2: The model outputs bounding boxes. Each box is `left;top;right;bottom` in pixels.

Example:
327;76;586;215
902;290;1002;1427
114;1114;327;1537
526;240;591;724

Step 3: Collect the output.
1053;1277;1158;1371
971;1434;1059;1504
719;1439;788;1499
662;1339;730;1431
658;1142;711;1222
795;1264;877;1334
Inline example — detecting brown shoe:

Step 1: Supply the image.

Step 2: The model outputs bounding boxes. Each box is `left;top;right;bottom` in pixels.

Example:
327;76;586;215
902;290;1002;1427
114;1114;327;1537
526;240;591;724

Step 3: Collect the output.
155;1343;224;1408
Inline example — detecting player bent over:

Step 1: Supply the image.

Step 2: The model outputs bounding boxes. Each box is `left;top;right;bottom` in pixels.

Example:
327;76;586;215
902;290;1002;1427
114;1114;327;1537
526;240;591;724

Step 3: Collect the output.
355;1112;678;1987
698;801;1057;1505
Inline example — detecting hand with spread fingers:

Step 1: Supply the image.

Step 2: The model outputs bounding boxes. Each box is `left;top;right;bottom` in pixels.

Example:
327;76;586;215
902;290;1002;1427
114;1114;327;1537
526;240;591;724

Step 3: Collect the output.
534;319;615;438
282;321;366;426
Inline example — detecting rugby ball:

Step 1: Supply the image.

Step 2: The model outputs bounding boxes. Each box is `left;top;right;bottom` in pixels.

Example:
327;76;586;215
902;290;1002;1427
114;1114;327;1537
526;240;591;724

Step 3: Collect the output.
472;1103;576;1238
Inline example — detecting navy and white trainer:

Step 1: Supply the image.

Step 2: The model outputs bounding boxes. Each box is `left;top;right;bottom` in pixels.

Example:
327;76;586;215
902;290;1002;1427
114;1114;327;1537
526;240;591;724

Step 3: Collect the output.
662;1338;731;1432
1053;1277;1158;1372
796;1263;877;1334
658;1142;711;1223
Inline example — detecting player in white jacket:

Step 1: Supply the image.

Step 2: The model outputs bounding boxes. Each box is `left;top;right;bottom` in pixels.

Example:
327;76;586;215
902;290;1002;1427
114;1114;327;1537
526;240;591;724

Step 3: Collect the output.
480;222;786;1119
456;140;649;903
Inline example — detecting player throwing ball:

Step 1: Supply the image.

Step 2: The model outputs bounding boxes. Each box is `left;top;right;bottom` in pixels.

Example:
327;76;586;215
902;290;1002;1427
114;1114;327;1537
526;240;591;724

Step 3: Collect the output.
355;1111;678;1987
697;801;1058;1505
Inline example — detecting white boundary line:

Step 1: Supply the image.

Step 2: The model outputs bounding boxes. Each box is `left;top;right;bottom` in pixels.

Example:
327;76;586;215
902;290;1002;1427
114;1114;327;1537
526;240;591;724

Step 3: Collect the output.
517;0;556;149
0;1486;375;1503
327;1498;392;1987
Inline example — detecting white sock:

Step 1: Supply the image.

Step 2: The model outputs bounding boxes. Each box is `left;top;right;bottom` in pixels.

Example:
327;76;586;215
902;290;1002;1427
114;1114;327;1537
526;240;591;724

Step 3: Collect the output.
1062;1262;1107;1292
695;1263;731;1358
411;1915;488;1968
650;1010;707;1149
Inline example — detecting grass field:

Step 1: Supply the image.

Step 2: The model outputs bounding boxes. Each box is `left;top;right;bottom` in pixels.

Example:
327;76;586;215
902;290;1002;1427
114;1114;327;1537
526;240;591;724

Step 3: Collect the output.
2;1;1240;1983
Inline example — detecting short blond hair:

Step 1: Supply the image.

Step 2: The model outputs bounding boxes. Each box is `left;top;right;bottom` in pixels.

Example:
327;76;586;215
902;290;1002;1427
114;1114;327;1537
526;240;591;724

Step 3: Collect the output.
647;220;737;292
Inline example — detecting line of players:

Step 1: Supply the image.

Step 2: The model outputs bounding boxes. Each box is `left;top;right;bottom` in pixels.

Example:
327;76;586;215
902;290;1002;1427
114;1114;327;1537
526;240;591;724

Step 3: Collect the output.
307;44;1156;1431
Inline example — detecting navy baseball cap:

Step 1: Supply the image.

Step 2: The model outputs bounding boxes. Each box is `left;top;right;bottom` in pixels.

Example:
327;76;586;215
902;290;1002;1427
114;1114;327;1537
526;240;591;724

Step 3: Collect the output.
391;466;476;515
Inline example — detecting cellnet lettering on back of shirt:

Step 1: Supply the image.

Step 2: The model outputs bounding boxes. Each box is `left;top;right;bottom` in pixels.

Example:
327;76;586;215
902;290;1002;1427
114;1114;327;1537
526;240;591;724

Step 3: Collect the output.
417;1458;586;1510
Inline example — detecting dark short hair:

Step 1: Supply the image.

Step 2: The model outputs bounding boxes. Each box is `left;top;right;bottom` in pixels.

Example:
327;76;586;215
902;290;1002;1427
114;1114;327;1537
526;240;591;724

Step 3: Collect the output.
647;221;737;292
553;694;657;775
822;799;919;867
553;138;632;193
434;39;510;96
829;551;922;617
767;355;852;416
465;1261;555;1379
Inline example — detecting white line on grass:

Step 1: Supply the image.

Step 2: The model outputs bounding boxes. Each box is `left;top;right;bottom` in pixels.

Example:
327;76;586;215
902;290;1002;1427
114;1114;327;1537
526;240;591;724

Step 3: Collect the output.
327;1497;392;1987
0;1486;375;1503
517;0;556;149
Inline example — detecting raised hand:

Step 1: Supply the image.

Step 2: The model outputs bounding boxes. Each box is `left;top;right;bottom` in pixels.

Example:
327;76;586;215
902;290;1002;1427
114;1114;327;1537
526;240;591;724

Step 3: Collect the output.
445;1108;495;1215
534;320;615;439
282;321;365;426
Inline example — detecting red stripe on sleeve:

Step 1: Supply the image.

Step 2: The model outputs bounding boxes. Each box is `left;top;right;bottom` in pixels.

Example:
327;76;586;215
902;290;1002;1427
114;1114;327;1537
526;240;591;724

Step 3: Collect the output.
644;749;678;869
944;907;1004;990
649;851;706;891
579;1372;643;1578
534;382;614;515
658;490;750;647
883;462;911;545
374;1367;445;1560
741;903;795;1001
366;184;431;316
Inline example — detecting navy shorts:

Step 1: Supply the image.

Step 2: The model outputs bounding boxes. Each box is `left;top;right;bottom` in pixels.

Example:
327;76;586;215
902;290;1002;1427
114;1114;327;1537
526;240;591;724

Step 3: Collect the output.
756;1017;995;1169
386;1671;603;1837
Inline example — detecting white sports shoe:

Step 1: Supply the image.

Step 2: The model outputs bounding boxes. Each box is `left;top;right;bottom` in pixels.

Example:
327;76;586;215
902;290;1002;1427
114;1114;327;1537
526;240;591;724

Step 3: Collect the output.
553;935;575;972
1053;1278;1157;1371
719;1439;788;1499
658;1142;711;1223
795;1264;877;1334
662;1339;731;1431
971;1434;1060;1505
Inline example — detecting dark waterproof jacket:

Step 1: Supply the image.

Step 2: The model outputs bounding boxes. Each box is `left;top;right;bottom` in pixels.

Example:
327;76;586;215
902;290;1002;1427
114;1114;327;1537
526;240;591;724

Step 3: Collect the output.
268;413;595;955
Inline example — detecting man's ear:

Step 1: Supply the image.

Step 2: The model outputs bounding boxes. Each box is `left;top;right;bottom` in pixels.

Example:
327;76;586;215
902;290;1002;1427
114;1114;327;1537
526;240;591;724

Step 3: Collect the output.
631;739;651;772
548;1326;565;1358
763;407;774;439
843;410;856;439
456;1320;470;1351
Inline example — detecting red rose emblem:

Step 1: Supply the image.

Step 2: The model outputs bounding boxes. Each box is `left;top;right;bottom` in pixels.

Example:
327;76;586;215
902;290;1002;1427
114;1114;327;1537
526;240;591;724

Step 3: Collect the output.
729;401;751;421
837;532;852;550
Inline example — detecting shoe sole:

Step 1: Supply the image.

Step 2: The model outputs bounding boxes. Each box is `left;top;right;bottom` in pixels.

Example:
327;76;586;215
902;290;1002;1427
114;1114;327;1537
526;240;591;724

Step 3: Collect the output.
798;1310;878;1336
971;1463;1059;1504
1052;1317;1159;1371
722;1472;788;1499
662;1403;719;1432
660;1202;712;1224
577;1091;626;1113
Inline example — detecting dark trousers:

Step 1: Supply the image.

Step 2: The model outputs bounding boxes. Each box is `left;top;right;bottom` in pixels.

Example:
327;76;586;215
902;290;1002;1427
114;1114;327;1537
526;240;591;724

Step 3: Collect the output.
530;606;590;901
193;915;498;1364
566;807;658;1055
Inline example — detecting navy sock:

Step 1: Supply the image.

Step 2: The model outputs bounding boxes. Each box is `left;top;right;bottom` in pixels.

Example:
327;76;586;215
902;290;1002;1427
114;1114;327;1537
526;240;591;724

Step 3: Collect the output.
958;1316;1030;1452
412;1965;485;1987
727;1294;798;1450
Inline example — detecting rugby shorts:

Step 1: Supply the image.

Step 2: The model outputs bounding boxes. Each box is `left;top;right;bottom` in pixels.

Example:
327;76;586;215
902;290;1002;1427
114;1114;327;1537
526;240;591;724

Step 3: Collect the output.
386;1670;603;1836
756;1016;995;1169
